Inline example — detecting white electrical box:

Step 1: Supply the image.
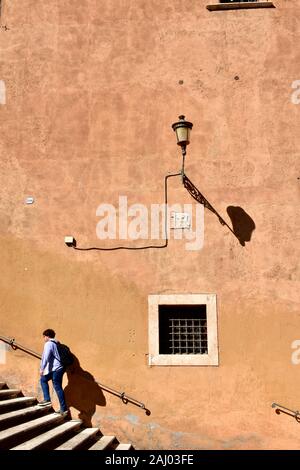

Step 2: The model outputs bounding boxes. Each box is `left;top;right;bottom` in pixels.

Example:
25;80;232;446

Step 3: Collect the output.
170;212;191;229
25;197;34;204
64;236;76;247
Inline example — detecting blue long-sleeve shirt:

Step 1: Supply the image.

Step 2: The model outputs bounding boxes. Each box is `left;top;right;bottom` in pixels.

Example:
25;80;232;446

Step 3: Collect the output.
40;339;63;375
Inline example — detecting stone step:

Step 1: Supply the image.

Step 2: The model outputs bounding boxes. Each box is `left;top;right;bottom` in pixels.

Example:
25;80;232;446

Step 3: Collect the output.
0;379;134;450
0;412;64;449
55;427;99;450
0;397;37;413
0;404;52;430
88;435;116;450
115;443;134;450
0;389;21;400
11;420;82;450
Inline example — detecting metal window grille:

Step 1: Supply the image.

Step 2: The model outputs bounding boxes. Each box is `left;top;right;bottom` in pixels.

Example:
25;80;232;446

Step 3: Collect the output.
159;305;208;355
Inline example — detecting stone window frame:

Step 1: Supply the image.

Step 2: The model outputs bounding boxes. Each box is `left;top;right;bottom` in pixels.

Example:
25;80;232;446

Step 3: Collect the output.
206;1;275;11
148;294;219;366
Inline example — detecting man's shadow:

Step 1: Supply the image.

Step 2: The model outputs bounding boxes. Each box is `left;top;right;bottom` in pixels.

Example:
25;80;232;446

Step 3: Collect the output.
64;356;106;427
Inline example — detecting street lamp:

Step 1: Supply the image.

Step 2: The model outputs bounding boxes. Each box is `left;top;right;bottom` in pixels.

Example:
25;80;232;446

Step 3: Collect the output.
172;115;193;179
172;115;193;157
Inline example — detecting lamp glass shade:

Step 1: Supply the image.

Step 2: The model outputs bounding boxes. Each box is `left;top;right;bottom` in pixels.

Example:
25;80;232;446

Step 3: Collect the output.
175;126;190;146
172;115;193;147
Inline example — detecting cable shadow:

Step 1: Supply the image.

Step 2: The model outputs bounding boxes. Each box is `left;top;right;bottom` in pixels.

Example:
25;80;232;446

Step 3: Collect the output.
183;174;255;246
64;356;106;427
226;206;256;246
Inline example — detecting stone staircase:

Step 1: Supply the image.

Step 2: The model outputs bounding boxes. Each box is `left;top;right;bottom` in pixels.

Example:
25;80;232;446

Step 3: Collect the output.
0;381;133;450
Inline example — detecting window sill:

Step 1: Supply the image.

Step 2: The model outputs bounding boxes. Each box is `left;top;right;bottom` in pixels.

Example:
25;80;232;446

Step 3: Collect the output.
206;2;275;11
148;354;219;367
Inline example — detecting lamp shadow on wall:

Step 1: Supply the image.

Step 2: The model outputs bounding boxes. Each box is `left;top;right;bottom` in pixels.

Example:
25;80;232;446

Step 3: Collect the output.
64;355;106;427
226;206;256;246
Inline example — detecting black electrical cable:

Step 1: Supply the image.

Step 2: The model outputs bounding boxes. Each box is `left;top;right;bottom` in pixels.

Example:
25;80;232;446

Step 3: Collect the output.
72;172;181;251
71;152;239;251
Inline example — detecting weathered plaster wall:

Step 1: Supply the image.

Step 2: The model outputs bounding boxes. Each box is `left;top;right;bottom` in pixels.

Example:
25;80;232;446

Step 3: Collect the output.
0;0;300;449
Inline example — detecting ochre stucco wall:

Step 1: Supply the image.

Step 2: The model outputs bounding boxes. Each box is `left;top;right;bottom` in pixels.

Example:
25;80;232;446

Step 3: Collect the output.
0;0;300;449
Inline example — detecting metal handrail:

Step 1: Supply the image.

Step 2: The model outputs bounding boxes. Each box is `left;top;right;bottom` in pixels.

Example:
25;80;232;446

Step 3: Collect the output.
271;402;300;422
0;334;150;415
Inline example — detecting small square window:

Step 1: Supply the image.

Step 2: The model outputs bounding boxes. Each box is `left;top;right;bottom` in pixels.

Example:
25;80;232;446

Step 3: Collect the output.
159;305;208;355
148;294;219;366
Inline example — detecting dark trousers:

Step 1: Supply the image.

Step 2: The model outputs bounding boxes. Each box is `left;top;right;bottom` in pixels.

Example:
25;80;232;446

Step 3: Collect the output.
40;368;67;412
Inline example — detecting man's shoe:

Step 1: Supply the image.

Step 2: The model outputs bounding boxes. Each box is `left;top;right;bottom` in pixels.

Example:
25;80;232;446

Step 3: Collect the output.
38;400;51;406
54;410;69;417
